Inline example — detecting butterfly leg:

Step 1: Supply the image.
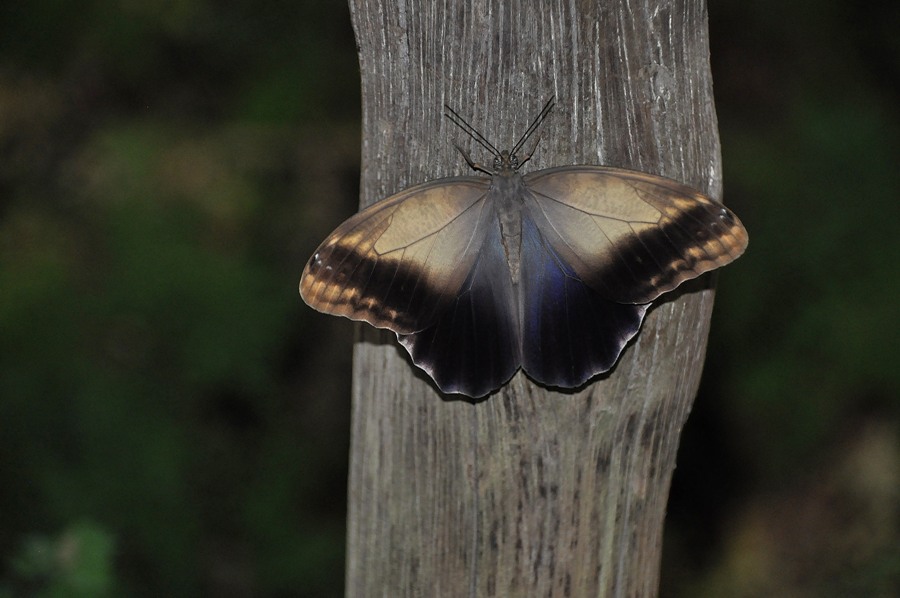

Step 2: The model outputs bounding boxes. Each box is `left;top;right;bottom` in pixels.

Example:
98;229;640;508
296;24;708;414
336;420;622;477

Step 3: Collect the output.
454;144;494;175
516;135;542;168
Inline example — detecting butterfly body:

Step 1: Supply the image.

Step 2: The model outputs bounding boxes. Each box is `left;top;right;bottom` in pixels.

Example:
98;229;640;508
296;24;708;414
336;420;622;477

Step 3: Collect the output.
300;101;748;398
493;158;526;283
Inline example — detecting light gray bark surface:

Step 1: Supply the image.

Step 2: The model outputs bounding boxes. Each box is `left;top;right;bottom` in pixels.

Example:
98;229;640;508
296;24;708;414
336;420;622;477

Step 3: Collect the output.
345;1;721;595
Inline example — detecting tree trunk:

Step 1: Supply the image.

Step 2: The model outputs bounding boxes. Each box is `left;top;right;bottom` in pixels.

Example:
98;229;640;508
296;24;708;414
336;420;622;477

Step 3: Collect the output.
345;1;721;596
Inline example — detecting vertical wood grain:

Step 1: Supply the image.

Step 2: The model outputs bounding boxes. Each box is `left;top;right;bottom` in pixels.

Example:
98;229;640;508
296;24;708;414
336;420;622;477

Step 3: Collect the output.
344;1;721;595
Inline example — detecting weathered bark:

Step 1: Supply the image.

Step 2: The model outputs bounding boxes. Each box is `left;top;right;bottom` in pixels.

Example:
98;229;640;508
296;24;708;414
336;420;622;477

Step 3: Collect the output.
345;1;721;596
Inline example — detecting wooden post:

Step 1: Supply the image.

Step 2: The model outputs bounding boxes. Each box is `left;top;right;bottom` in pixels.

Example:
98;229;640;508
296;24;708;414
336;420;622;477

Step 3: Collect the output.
345;0;721;595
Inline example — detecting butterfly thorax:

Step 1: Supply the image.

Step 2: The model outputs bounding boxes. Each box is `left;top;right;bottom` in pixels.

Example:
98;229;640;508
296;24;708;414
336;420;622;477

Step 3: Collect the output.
490;154;526;285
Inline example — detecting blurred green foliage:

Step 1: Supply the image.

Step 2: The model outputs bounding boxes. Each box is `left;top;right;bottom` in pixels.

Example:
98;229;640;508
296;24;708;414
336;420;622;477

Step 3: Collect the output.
1;521;114;598
662;2;899;596
1;0;358;595
707;0;900;481
0;0;897;596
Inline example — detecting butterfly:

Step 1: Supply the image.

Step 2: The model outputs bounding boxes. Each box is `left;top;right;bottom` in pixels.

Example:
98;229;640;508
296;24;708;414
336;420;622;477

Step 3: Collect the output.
300;99;748;398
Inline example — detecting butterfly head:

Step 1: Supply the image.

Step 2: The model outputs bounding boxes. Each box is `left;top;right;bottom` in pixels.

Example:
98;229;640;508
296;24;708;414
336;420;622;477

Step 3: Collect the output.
494;150;521;173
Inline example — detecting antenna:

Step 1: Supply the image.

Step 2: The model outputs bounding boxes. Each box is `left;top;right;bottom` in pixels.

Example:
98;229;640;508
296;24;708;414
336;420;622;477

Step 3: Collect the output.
443;104;501;158
443;98;556;158
512;97;555;156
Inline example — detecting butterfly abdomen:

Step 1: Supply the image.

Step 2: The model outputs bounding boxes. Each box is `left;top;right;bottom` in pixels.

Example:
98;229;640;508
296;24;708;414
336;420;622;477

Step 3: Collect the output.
492;169;529;283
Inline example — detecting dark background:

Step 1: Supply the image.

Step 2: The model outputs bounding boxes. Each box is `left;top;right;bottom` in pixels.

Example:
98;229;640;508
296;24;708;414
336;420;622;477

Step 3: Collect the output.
1;1;897;596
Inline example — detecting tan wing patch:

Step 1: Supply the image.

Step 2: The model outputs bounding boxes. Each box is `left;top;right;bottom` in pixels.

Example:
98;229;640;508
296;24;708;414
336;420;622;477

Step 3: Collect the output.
524;166;748;303
300;178;491;333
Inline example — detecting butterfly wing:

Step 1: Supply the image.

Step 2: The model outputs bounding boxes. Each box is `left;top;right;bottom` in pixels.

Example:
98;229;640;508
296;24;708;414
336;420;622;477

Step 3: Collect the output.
523;166;748;304
300;176;492;334
518;214;648;388
398;213;521;398
516;165;748;387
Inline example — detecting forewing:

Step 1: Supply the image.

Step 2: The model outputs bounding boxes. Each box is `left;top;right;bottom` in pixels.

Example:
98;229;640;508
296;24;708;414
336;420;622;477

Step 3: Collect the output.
398;215;521;398
300;176;491;334
523;166;748;304
519;215;648;388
